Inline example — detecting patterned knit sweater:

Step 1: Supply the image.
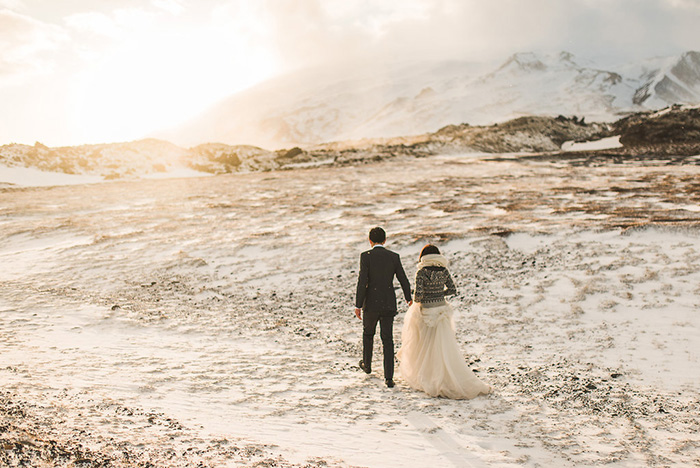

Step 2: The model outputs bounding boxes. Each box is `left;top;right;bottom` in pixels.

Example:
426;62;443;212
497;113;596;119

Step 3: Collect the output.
413;254;457;307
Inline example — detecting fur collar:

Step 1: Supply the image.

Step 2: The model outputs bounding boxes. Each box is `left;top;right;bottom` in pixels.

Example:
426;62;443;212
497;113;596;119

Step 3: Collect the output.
418;253;448;270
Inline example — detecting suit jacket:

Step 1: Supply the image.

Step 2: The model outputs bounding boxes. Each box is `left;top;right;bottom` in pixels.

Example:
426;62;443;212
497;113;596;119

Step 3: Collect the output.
355;246;412;316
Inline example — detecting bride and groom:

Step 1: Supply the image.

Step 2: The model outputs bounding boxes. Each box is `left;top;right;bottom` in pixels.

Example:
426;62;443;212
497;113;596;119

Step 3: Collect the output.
354;227;491;399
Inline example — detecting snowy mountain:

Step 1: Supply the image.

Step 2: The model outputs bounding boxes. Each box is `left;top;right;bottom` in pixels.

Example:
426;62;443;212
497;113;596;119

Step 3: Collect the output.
629;51;700;107
160;51;700;150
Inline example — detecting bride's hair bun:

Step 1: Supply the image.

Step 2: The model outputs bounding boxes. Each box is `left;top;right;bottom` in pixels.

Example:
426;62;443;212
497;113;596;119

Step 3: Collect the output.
419;244;440;259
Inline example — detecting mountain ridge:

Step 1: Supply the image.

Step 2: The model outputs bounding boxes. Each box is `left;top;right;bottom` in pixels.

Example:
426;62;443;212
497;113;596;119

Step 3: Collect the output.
157;51;700;150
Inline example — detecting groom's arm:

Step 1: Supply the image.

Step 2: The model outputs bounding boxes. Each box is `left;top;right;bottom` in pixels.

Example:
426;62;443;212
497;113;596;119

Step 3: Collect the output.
395;255;412;304
355;252;369;311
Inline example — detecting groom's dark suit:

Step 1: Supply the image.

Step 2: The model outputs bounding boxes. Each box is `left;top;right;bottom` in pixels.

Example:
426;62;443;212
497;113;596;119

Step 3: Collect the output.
355;245;412;381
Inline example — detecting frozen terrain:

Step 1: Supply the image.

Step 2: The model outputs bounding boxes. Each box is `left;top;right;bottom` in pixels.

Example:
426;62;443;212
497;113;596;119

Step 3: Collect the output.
1;153;699;467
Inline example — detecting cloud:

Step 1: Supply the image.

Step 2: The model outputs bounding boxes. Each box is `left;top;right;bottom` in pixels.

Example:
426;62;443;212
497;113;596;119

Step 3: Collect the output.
63;4;181;63
208;0;442;70
0;8;69;83
151;0;186;15
0;0;24;10
664;0;700;10
219;0;697;72
64;11;123;38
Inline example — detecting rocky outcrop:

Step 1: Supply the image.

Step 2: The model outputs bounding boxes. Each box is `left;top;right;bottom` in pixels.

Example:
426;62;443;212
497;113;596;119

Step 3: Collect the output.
432;115;607;153
0;139;280;180
0;139;189;179
287;114;609;168
521;105;700;165
615;105;700;147
188;144;277;173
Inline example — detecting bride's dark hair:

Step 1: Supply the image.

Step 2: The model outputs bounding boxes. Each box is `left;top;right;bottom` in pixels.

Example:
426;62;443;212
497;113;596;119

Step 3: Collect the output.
419;244;440;259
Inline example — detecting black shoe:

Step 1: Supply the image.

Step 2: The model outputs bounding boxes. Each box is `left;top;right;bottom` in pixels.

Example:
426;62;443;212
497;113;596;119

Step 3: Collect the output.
359;360;371;374
385;379;395;388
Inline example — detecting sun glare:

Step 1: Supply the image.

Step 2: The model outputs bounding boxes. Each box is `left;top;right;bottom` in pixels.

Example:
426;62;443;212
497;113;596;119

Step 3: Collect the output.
75;27;277;144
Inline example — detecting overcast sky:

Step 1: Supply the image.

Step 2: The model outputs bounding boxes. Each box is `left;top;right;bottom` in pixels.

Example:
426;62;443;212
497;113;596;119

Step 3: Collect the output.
1;0;698;146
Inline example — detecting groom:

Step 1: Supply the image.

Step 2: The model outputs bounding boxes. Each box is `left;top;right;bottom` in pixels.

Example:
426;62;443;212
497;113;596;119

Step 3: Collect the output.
355;227;412;388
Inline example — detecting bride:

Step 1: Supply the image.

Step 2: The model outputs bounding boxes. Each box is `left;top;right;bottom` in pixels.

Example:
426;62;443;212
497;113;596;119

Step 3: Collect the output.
397;244;491;399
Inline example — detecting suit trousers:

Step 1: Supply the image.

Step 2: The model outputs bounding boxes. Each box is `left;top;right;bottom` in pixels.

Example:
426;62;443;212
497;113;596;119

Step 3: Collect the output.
362;313;394;381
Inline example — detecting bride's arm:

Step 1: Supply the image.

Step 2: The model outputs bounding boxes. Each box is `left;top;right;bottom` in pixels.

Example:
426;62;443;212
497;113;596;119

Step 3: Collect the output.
414;269;426;303
444;269;457;296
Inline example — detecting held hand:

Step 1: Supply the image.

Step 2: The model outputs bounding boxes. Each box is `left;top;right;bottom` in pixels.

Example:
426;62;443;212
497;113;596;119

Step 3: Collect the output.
354;308;362;320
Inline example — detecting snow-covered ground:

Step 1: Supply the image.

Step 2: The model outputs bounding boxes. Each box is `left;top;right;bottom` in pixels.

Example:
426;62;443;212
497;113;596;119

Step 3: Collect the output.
1;154;699;467
0;164;214;190
0;165;105;187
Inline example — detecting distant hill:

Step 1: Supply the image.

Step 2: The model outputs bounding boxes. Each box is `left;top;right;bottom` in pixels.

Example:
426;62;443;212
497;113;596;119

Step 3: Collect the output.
0;139;277;185
3;104;699;187
157;51;700;150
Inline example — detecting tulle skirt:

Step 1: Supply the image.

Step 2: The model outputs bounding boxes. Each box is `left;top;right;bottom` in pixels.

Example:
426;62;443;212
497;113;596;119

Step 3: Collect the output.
398;302;491;399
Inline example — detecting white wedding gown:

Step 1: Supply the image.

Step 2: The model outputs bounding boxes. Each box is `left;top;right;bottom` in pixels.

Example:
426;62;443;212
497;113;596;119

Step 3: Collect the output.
398;301;491;399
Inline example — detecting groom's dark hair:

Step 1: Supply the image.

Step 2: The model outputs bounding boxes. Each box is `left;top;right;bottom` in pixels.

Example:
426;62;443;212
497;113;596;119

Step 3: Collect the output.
369;227;386;244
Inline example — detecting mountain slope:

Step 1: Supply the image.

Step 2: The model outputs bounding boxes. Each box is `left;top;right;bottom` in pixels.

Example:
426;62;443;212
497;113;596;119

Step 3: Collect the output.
631;51;700;107
159;51;700;150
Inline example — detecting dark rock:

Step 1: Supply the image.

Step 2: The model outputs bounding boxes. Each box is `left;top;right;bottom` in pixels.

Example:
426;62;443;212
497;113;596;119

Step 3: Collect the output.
281;147;304;159
618;106;700;147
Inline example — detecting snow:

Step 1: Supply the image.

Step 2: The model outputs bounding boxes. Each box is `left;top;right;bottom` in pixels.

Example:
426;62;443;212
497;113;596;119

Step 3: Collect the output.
281;158;336;169
0;162;211;188
0;164;104;187
1;153;699;466
504;232;554;254
561;135;623;152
